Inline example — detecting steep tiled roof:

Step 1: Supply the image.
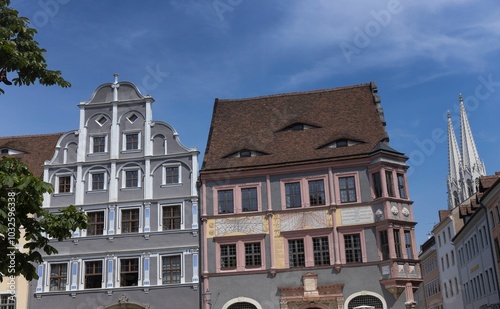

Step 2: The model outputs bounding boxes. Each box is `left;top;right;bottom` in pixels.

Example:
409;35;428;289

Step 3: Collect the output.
202;82;391;172
0;133;63;177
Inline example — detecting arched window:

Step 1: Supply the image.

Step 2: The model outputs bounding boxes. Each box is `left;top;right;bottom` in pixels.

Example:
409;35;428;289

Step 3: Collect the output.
228;303;257;309
453;191;460;207
347;295;383;309
466;179;473;197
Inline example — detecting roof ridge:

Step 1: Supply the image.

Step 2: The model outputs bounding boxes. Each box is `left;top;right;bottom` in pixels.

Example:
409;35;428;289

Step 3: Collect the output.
0;132;65;140
216;82;372;102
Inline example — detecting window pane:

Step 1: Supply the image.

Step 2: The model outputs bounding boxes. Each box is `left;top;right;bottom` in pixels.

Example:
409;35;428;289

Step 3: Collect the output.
120;258;139;286
220;244;237;269
245;242;261;268
49;263;67;291
313;237;330;266
92;173;105;190
397;174;407;199
165;166;179;184
379;230;389;260
93;136;105;153
59;176;71;193
405;230;413;259
394;229;402;258
126;133;139;150
121;209;140;233
344;234;362;263
339;176;356;203
125;170;139;187
288;239;305;267
87;211;105;236
309;180;325;206
162;255;181;284
163;205;181;230
85;261;102;289
218;190;234;213
242;188;258;212
373;172;382;198
285;182;301;208
385;171;395;197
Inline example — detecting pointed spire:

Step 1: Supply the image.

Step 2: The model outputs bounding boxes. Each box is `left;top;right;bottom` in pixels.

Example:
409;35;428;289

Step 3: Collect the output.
459;94;486;185
447;111;463;209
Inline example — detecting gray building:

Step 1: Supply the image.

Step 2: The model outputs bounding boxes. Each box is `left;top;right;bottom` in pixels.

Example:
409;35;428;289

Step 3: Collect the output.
29;76;200;309
199;82;422;309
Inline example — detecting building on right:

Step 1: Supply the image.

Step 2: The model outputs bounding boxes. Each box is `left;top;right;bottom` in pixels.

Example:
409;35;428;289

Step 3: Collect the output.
199;82;422;309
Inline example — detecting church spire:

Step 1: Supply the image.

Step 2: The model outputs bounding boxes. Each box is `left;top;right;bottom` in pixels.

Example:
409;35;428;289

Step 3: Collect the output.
459;94;486;197
446;94;487;209
447;111;463;209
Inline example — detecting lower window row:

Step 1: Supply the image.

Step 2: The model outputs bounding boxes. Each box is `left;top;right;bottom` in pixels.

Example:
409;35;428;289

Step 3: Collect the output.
45;255;184;292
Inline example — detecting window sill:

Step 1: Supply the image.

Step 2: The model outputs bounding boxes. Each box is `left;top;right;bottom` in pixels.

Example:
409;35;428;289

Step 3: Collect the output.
120;187;142;191
160;183;182;188
121;149;142;153
86;189;108;194
53;192;74;196
88;152;109;156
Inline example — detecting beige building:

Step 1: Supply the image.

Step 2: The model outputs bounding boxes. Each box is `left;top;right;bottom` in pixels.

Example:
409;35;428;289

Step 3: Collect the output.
0;133;63;309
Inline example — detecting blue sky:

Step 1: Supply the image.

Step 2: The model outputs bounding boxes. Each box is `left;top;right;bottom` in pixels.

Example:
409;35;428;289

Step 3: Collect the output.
3;0;500;247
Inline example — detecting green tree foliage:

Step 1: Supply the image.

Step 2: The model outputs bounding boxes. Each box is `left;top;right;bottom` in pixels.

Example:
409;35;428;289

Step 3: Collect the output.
0;0;70;94
0;158;87;281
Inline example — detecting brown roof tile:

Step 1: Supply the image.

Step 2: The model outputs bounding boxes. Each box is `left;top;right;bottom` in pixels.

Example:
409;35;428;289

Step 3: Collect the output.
0;133;63;177
202;82;390;172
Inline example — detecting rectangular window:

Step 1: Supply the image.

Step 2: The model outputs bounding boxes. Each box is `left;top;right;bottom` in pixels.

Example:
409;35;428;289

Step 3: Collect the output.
120;258;139;287
87;211;105;236
344;234;362;263
241;187;258;212
93;136;106;153
404;230;413;259
394;229;402;258
0;295;14;309
85;261;102;289
285;182;302;208
162;205;181;230
339;176;356;203
380;230;389;260
373;172;382;198
309;180;325;206
244;243;262;268
165;166;179;184
495;238;500;262
397;174;406;198
162;255;181;284
220;244;237;270
218;189;234;213
125;170;139;188
126;133;139;150
121;209;139;233
313;237;330;266
288;239;305;267
385;171;395;197
92;173;105;190
49;263;67;291
58;176;71;193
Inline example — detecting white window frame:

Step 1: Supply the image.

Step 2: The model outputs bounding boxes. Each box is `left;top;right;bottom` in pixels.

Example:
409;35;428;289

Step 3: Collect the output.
121;167;142;189
82;210;108;237
159;203;184;231
80;259;105;290
88;170;108;191
122;131;141;151
89;134;108;154
118;206;142;234
213;183;263;215
158;253;184;285
117;256;142;287
55;173;74;194
279;175;329;210
161;163;182;186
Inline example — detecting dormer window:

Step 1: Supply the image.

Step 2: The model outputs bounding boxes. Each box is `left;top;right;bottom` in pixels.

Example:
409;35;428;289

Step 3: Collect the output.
281;122;319;132
240;150;251;157
319;139;364;149
0;149;8;154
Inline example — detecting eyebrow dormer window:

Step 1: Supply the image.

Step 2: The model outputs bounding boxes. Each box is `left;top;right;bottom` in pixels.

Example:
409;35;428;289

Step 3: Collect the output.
0;149;8;154
336;139;348;147
240;150;251;157
291;123;304;131
281;122;319;132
